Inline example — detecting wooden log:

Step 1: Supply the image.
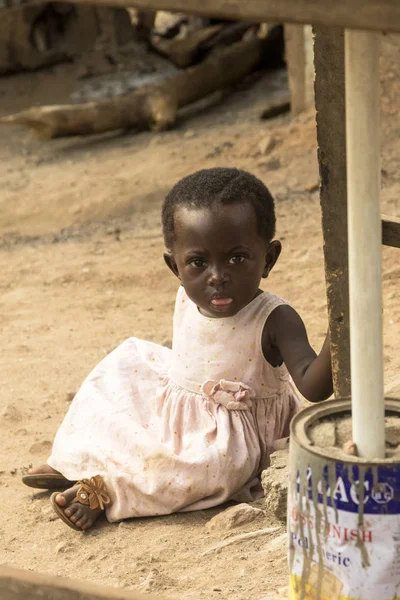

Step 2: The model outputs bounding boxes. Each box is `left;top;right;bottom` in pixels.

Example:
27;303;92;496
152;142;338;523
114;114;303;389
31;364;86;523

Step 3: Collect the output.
150;24;223;68
314;26;350;399
151;22;262;68
382;214;400;248
284;24;314;116
0;565;168;600
2;0;400;33
0;35;265;138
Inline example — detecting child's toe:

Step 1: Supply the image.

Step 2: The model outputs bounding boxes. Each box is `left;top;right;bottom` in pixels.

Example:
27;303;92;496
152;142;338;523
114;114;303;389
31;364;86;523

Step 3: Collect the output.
55;492;67;508
75;516;87;529
56;484;80;512
65;504;78;518
69;506;83;522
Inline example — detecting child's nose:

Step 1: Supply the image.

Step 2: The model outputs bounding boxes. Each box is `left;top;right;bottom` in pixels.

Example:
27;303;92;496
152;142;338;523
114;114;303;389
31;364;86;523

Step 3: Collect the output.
208;267;229;286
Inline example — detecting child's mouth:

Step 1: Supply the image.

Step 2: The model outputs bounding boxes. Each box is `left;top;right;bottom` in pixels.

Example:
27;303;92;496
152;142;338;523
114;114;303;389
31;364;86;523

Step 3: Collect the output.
210;297;233;307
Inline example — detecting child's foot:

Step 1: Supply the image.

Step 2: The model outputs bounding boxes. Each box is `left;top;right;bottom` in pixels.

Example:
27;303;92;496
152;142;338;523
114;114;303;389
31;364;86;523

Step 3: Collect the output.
51;476;111;531
28;464;60;475
53;486;102;530
22;465;76;489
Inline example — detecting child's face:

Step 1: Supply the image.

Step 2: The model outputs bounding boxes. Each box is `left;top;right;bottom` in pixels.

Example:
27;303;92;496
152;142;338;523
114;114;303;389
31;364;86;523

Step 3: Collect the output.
165;202;281;318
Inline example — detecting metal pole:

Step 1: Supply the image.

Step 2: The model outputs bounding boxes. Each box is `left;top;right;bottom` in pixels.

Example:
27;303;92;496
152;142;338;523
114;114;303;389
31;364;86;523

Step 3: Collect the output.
345;30;385;459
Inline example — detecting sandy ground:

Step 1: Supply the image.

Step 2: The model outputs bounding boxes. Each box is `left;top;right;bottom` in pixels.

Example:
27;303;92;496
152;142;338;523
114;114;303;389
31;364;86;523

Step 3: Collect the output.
0;34;399;600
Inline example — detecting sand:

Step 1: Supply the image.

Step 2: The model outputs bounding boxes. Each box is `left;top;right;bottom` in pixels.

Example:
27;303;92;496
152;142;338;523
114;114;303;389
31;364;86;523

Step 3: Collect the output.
0;34;399;600
308;415;400;461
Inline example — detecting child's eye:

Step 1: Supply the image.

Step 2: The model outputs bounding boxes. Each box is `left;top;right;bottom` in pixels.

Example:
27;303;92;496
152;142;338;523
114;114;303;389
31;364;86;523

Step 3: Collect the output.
189;258;207;268
228;256;245;265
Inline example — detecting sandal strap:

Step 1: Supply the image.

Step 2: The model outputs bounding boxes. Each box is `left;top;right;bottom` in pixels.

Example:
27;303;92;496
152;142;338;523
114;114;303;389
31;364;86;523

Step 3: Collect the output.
72;475;111;511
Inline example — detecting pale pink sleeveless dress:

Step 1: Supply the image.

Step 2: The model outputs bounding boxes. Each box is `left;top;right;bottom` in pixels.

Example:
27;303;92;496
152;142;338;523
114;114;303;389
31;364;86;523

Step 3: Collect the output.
48;287;300;522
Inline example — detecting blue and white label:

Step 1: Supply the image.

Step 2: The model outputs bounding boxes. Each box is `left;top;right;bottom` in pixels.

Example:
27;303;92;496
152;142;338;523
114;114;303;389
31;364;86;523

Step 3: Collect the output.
289;461;400;600
295;463;400;514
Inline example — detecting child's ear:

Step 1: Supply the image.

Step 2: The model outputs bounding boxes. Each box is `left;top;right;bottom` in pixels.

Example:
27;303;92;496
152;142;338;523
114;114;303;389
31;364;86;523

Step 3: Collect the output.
164;252;180;279
262;240;282;278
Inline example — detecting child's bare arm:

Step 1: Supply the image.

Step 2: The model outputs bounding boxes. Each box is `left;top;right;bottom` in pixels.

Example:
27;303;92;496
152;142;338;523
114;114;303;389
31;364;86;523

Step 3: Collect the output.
263;305;333;403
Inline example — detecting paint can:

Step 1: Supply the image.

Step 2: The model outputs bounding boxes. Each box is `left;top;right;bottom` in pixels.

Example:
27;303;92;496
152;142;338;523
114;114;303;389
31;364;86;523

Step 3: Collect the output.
288;398;400;600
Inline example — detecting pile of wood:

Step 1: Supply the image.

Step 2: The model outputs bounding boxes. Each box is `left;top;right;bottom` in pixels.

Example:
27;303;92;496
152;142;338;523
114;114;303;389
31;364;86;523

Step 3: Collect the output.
0;3;134;74
0;8;286;139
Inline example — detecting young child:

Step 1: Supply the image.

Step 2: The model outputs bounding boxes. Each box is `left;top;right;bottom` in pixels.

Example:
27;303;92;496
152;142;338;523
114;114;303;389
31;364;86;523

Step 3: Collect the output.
23;168;333;531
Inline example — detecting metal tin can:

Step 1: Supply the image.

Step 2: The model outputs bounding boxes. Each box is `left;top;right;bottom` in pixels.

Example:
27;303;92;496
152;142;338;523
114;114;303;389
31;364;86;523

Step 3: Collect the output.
288;398;400;600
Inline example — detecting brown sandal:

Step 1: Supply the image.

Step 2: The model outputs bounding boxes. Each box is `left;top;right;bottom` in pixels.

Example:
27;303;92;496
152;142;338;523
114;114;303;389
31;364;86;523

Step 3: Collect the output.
22;473;76;490
50;475;111;531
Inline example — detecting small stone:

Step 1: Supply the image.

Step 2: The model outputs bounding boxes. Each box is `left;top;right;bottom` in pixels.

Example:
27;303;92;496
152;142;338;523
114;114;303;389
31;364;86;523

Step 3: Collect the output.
137;569;159;592
1;403;22;422
205;503;264;532
42;504;58;522
205;147;222;159
118;521;133;529
29;440;52;455
56;541;70;554
205;141;233;159
343;440;358;456
65;392;75;403
304;182;319;193
259;135;276;155
265;158;281;170
183;129;195;138
261;449;289;523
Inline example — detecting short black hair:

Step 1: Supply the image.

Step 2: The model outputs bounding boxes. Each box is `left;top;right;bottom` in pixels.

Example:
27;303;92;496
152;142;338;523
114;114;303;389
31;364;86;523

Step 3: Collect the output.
162;168;276;249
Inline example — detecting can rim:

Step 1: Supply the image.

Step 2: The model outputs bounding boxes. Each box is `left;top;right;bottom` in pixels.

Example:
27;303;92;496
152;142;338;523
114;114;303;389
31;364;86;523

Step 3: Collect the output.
290;397;400;465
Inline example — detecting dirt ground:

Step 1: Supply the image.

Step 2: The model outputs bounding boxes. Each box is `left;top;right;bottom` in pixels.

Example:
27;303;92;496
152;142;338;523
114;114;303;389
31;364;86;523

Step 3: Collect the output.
0;34;399;600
